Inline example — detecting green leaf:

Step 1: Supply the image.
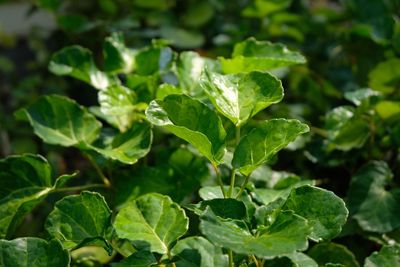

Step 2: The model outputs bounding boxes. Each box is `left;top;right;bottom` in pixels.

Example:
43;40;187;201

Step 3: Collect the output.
15;95;101;149
282;185;348;241
156;83;181;100
0;237;70;266
160;27;205;49
0;154;67;238
103;32;135;73
375;101;400;121
171;237;228;267
135;45;174;76
308;243;360;267
200;208;311;259
364;245;400;267
368;58;400;94
91;122;152;164
325;106;370;151
49;45;114;90
219;38;306;74
111;250;157;267
286;252;318;267
347;161;400;233
114;193;188;254
146;94;226;165
242;0;292;17
98;85;138;132
45;191;112;253
187;198;247;220
344;88;380;106
200;70;283;126
176;51;219;98
232;119;309;176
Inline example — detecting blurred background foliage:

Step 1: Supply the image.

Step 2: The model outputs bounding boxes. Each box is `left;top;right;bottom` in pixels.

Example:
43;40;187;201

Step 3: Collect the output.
1;0;400;264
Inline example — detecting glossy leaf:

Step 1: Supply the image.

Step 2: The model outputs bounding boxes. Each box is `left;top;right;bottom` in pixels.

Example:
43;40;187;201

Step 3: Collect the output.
15;95;102;149
103;32;135;73
347;161;400;233
114;193;188;254
344;88;380;106
282;185;348;241
200;70;283;126
49;45;114;90
308;243;360;267
232;119;309;175
135;45;174;75
45;191;112;253
200;208;311;259
0;237;70;267
364;245;400;267
187;198;247;220
220;38;306;74
171;237;228;267
146;94;226;165
0;154;68;238
98;85;137;132
91;122;152;164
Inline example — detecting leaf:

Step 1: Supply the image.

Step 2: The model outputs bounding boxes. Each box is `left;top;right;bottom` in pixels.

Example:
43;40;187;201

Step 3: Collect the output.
135;45;174;76
344;88;380;106
45;191;112;253
0;154;68;238
49;45;114;90
187;198;247;220
103;32;135;73
176;51;219;98
114;193;188;254
171;237;228;267
232;119;309;176
160;27;205;49
347;161;400;233
146;94;226;165
111;250;157;267
368;58;400;94
364;245;400;267
219;37;306;74
242;0;292;17
325;106;370;151
286;252;318;267
308;243;360;267
200;208;311;259
200;70;283;126
15;95;102;149
98;85;138;132
375;101;400;121
0;237;70;267
282;185;348;241
91;122;152;164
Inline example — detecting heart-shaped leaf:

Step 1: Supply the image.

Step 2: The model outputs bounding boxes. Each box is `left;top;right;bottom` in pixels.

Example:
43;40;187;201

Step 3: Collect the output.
347;161;400;233
171;237;228;267
0;154;75;238
219;38;306;74
45;191;112;253
282;185;348;241
0;237;70;267
200;208;311;259
200;70;283;126
15;95;102;149
146;94;226;165
114;193;188;254
232;119;309;176
49;45;114;90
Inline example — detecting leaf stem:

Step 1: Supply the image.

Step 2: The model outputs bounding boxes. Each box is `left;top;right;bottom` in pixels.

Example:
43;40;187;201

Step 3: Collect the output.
52;184;107;193
235;173;251;199
235;125;241;145
251;255;260;267
212;164;226;198
228;169;236;198
228;249;234;267
85;154;111;187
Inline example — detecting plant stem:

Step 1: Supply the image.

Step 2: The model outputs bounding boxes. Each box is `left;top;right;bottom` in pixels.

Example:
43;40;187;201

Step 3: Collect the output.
228;249;234;267
85;154;111;187
212;164;226;198
228;169;236;198
52;184;107;193
235;174;251;199
235;125;241;144
251;255;260;267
